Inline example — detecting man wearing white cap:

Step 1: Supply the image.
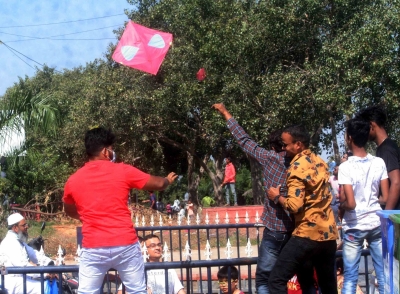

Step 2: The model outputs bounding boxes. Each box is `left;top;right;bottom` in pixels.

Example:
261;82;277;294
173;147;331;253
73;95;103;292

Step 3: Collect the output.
0;213;51;293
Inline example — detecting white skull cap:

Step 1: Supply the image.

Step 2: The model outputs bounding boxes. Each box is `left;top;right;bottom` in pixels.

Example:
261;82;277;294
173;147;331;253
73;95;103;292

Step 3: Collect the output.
7;213;24;226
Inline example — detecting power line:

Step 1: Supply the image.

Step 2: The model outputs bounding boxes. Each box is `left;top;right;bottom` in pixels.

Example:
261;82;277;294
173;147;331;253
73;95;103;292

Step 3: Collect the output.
0;13;126;29
2;42;36;71
0;41;63;74
4;37;116;43
0;24;123;41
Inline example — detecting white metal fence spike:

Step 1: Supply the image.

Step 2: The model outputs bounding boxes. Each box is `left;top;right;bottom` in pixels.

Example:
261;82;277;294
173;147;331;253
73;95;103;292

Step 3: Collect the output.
235;211;239;224
245;238;253;257
215;212;220;224
183;240;192;261
150;214;155;227
196;213;201;225
225;212;229;224
142;215;146;227
177;213;182;226
245;211;249;223
159;214;163;226
205;212;210;225
135;216;139;227
162;241;170;262
204;240;212;260
142;243;149;263
255;211;260;223
225;238;233;259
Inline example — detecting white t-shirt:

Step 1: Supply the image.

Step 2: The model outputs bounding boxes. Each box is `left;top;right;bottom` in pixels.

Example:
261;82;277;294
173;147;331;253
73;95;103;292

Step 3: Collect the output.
146;269;184;294
338;154;388;231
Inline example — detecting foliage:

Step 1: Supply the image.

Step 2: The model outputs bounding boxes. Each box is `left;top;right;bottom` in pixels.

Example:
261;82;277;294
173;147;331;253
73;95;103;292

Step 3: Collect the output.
1;147;73;205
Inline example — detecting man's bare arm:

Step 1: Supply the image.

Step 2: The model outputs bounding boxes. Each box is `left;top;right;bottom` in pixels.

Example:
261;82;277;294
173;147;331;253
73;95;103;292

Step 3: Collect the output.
212;103;233;121
63;203;81;220
385;169;400;209
142;172;178;191
340;184;356;210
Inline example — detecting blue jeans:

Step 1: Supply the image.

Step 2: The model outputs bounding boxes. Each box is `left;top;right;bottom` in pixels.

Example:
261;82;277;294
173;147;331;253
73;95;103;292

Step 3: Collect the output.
342;226;384;294
256;228;291;294
79;242;146;294
225;183;237;205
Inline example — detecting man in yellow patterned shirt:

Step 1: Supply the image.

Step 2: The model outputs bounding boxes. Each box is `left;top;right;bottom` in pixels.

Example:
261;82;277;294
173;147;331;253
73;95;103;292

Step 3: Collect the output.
267;124;338;294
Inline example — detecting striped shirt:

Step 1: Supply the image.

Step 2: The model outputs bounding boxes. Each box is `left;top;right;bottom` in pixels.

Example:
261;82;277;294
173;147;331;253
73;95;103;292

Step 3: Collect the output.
227;118;294;232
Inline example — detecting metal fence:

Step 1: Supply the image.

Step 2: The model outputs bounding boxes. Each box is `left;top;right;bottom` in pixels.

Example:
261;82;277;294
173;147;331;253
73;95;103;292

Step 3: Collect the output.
0;223;375;294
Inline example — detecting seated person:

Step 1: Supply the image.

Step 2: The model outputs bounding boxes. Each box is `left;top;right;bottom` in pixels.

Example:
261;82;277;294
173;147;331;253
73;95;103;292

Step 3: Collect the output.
0;213;53;294
118;234;185;294
217;266;244;294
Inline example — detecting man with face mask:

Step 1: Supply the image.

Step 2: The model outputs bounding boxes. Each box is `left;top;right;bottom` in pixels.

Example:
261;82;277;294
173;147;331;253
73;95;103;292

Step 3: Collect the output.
0;213;52;294
63;127;178;294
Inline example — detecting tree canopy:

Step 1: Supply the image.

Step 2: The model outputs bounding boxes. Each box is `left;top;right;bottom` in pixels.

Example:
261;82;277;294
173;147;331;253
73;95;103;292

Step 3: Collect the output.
1;0;399;207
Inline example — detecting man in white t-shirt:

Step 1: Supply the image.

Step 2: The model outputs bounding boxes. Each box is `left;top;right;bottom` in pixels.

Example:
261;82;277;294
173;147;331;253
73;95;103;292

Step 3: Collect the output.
145;234;185;294
117;234;185;294
338;118;389;294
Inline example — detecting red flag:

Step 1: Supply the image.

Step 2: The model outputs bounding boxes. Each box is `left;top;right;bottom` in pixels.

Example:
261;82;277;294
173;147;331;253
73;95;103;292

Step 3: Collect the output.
196;68;206;81
112;21;173;75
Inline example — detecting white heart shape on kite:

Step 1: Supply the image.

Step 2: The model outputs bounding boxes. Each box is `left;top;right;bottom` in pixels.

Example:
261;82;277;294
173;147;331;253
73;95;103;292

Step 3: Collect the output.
148;34;165;48
121;46;139;61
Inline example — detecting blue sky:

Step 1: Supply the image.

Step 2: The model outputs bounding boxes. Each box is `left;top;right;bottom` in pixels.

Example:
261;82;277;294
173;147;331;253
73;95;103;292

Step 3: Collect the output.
0;0;133;96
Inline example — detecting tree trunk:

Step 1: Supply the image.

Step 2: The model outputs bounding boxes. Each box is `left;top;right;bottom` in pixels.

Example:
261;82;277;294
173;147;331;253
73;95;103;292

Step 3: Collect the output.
248;155;264;204
329;113;340;165
187;151;200;207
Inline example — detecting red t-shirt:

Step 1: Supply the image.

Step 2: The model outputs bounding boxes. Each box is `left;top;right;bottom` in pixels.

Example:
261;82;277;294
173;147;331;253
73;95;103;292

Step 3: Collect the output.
63;160;150;248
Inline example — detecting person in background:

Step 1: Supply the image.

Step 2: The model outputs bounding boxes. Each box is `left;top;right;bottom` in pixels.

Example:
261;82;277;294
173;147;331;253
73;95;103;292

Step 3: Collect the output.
217;266;244;294
186;199;194;220
221;157;237;206
178;204;186;219
144;234;186;294
166;202;172;216
63;127;177;294
355;105;400;210
0;213;54;294
201;195;215;207
329;166;340;224
338;118;388;293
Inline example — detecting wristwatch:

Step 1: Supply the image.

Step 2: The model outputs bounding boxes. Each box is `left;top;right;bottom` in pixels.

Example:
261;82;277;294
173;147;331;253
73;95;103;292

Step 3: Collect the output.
274;195;280;204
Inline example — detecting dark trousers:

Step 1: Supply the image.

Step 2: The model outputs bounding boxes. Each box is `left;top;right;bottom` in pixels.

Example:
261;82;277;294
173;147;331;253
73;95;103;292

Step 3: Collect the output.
269;236;337;294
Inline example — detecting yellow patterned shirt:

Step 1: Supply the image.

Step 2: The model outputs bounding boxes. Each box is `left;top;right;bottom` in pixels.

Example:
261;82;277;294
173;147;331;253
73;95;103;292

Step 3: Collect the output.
282;149;338;241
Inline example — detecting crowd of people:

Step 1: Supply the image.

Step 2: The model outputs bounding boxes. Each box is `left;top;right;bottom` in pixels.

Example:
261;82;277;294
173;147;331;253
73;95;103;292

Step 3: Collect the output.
0;104;398;294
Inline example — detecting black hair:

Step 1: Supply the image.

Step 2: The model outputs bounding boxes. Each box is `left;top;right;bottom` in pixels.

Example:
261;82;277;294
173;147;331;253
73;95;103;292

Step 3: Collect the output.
143;234;160;242
282;124;310;148
138;236;144;243
217;265;239;280
355;105;387;128
84;127;116;158
345;119;370;148
268;129;283;152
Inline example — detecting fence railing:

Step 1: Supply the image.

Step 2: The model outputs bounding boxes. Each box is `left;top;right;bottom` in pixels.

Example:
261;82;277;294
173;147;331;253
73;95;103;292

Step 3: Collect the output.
1;222;375;294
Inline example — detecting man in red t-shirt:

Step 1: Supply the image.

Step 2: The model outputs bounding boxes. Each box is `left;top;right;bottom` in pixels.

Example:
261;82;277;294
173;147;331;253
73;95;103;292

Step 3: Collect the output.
221;157;237;206
63;127;177;294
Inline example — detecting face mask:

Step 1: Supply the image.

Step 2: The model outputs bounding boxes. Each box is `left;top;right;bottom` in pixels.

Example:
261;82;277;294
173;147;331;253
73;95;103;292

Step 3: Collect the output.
106;149;116;162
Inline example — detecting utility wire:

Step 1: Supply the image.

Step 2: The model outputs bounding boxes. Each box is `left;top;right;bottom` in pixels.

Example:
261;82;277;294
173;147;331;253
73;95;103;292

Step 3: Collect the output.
4;37;116;43
0;13;126;29
0;24;122;41
0;41;63;74
2;42;36;70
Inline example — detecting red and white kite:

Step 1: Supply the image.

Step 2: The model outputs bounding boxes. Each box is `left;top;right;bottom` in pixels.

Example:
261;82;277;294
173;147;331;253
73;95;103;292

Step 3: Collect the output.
112;21;173;75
